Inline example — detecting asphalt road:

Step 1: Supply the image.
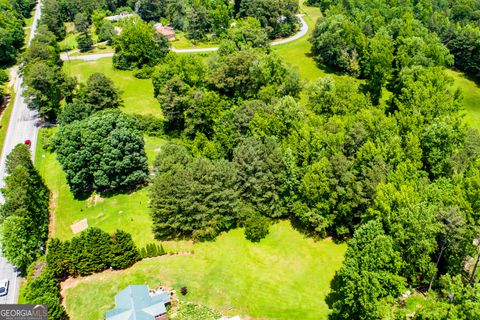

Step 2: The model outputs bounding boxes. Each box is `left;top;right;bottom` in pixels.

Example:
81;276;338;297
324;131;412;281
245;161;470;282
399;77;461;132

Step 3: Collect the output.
0;0;42;304
61;14;308;61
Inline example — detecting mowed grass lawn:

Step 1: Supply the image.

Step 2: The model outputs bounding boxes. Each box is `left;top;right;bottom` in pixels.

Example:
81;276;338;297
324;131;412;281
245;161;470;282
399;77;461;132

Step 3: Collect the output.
35;128;167;248
63;221;346;320
273;4;326;81
445;69;480;130
64;58;162;118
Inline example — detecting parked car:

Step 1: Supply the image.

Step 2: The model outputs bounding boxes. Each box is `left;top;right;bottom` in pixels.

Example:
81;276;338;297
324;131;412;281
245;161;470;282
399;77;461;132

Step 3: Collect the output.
0;279;9;296
24;139;31;146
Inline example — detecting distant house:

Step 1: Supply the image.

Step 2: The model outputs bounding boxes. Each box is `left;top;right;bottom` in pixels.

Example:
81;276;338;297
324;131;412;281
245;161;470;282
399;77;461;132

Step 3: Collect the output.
154;23;176;40
106;285;171;320
105;12;136;22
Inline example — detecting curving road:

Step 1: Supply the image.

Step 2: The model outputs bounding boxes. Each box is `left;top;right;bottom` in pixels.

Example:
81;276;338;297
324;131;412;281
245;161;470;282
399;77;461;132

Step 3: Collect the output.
61;14;308;61
0;0;42;305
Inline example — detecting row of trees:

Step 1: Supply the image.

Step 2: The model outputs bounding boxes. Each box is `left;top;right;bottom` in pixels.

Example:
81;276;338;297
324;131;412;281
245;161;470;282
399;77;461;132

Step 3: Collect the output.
23;227;140;320
46;228;140;279
21;24;73;121
0;0;35;66
56;0;298;41
0;144;50;272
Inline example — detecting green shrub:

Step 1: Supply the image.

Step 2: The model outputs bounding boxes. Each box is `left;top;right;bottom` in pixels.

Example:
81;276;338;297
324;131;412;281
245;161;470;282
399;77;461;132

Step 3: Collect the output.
133;66;154;79
130;114;163;136
244;212;270;242
0;69;8;83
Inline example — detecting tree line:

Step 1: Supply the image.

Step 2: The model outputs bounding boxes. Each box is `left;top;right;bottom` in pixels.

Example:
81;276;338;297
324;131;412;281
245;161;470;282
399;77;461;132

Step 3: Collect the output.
0;0;36;102
40;0;299;48
0;144;50;273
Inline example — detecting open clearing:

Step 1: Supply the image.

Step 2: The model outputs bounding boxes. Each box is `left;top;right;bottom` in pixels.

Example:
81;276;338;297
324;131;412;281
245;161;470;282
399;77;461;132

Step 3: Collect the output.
63;58;162;118
62;221;346;320
35;128;167;248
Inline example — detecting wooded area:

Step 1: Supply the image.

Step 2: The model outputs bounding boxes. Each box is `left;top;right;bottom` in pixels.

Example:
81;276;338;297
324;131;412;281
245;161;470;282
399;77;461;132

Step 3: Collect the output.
5;0;480;319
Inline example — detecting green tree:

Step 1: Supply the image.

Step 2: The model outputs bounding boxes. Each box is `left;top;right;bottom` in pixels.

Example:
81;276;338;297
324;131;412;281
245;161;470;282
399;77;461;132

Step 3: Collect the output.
53;110;148;197
74;12;89;33
46;238;71;279
243;209;270;242
69;227;112;276
24;270;67;319
79;72;122;111
158;77;191;132
310;14;365;76
110;229;140;269
150;144;240;240
22;61;65;121
77;31;93;52
363;29;394;105
183;1;209;41
113;18;170;69
223;17;268;51
306;76;371;116
58;100;92;125
327;220;405;320
233;137;286;218
96;20;115;43
184;89;227;139
41;0;66;40
1;215;41;272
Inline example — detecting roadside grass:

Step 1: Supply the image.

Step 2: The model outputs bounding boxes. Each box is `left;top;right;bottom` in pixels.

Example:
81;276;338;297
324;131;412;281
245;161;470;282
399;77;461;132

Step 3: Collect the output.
62;220;346;320
0;92;15;158
63;58;162;118
445;69;480;130
35;128;168;248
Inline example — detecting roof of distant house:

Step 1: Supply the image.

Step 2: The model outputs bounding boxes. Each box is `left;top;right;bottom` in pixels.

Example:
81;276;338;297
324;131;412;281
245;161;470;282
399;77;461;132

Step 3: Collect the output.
154;24;175;37
105;12;136;21
106;285;170;320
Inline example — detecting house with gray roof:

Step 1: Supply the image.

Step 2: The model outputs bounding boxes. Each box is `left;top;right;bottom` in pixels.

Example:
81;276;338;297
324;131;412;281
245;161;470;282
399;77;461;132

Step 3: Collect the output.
106;285;171;320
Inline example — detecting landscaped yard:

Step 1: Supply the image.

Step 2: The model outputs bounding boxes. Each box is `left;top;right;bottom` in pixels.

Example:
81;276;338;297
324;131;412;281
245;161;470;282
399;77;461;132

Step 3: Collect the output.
64;58;162;118
62;221;346;320
35;128;168;248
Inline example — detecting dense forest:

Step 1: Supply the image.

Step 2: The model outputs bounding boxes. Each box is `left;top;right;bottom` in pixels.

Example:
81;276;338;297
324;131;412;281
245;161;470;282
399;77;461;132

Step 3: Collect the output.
8;0;480;318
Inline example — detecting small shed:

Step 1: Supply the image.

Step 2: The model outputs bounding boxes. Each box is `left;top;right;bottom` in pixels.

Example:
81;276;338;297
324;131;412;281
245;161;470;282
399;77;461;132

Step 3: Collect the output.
106;285;171;320
154;23;176;40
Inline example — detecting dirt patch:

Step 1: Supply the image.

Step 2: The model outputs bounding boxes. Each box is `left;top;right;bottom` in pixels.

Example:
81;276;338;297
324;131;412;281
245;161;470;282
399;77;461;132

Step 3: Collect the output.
70;218;88;234
31;260;46;280
8;67;17;88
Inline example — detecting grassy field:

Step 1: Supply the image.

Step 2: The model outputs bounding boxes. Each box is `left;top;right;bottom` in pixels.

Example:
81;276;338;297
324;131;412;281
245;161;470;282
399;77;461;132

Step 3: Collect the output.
273;4;326;82
445;69;480;130
35;128;168;248
63;221;346;320
64;58;162;118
